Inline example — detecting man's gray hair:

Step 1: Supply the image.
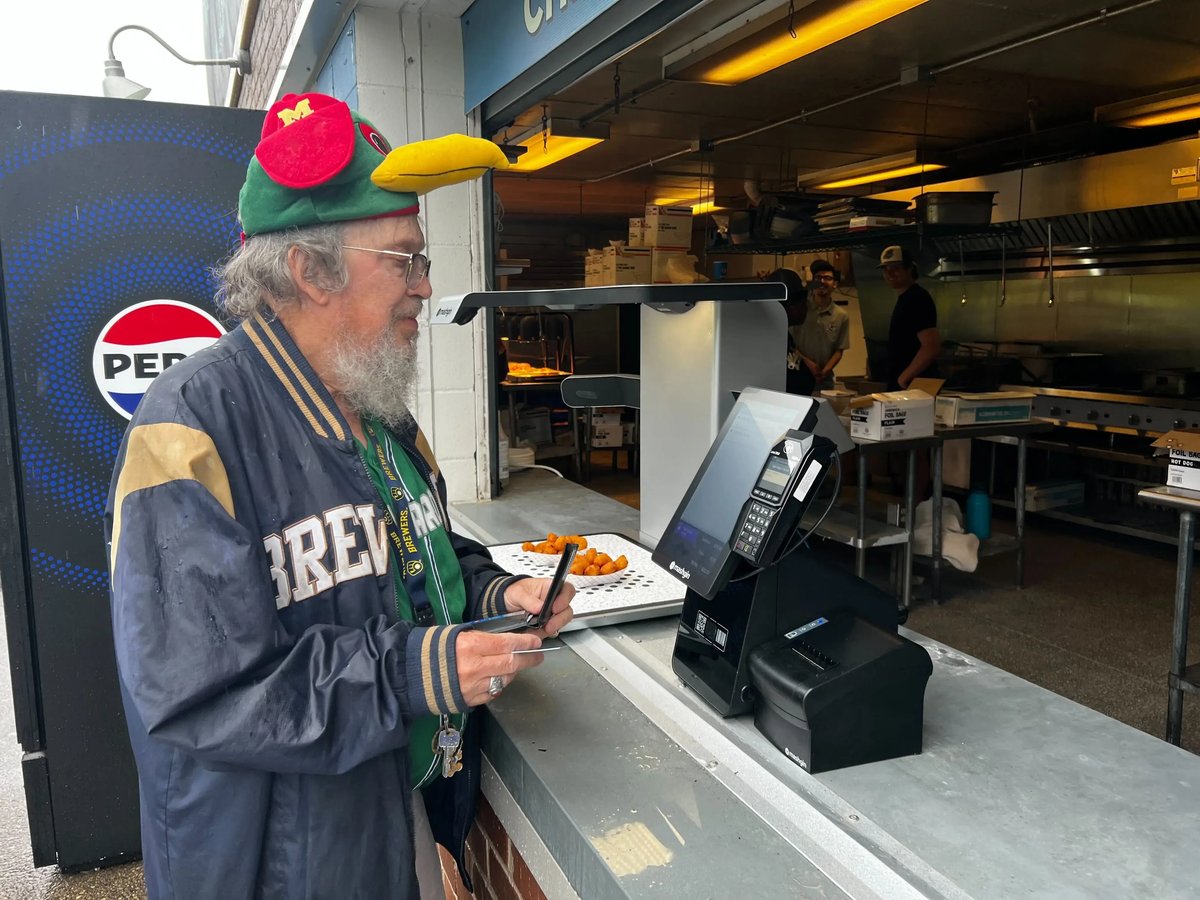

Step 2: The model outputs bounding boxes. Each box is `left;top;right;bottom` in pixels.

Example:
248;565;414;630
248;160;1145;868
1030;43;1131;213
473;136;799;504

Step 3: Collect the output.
217;223;350;320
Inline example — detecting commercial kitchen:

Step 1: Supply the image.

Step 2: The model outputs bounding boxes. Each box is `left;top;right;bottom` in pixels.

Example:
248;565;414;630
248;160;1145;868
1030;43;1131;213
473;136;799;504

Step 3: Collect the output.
4;2;1200;897
447;1;1200;897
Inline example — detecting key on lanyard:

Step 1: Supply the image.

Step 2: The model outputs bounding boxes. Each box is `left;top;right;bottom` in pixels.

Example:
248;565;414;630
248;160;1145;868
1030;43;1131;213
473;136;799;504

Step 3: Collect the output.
434;719;463;779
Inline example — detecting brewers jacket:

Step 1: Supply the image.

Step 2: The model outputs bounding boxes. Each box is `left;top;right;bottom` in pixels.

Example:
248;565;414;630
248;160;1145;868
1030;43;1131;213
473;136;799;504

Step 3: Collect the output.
104;311;518;899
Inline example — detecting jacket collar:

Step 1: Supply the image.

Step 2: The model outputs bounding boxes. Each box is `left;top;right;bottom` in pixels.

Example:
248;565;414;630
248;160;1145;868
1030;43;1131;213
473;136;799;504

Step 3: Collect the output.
243;312;353;442
241;313;439;478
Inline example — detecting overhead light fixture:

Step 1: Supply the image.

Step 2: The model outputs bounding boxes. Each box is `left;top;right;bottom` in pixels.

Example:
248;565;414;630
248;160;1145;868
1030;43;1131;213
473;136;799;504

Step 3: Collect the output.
1095;85;1200;128
103;24;250;100
503;118;609;173
651;193;724;216
664;0;931;86
797;151;945;191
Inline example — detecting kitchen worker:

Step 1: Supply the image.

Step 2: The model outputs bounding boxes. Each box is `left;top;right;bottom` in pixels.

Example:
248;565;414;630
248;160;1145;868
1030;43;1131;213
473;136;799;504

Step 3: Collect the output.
104;93;574;900
764;267;814;395
879;245;941;389
789;258;850;393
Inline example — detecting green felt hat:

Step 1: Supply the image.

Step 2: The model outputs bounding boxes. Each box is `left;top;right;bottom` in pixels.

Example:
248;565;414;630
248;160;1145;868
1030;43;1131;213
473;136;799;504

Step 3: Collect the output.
239;93;508;237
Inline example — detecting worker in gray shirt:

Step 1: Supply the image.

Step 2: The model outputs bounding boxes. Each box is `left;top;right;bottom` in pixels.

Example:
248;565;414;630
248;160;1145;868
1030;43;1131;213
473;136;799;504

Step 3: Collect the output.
789;259;850;392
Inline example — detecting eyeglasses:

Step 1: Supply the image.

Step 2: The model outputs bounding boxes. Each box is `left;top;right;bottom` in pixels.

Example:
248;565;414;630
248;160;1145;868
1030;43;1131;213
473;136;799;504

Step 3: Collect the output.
342;245;432;290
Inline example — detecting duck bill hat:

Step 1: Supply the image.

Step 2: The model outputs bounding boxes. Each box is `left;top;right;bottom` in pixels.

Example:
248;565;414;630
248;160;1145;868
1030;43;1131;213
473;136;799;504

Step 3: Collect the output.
239;92;509;237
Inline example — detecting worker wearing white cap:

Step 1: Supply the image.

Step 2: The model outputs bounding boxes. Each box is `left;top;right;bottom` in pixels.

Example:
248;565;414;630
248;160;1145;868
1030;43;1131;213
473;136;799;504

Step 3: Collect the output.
878;245;941;390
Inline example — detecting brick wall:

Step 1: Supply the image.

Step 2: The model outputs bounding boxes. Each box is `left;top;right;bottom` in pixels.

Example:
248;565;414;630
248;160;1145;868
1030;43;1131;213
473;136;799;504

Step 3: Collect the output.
441;794;549;900
239;0;303;109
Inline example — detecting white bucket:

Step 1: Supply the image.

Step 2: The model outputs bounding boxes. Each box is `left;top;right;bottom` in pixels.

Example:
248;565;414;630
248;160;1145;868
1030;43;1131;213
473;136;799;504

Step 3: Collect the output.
508;447;536;471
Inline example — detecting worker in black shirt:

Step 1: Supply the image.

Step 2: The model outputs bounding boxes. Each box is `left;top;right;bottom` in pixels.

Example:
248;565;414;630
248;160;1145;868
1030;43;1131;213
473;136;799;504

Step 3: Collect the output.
879;245;941;389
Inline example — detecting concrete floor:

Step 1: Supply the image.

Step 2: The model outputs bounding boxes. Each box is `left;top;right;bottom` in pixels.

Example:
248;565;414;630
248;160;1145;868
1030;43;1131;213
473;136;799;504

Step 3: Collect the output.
1;463;1197;894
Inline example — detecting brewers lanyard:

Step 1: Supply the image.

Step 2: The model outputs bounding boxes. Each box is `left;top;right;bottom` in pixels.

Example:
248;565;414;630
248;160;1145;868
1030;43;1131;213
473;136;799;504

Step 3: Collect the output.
363;421;437;627
363;422;465;782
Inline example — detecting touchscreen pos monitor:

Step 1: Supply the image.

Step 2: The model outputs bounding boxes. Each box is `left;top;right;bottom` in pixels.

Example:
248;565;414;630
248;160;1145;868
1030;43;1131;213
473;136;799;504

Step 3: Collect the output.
651;387;824;600
654;387;895;717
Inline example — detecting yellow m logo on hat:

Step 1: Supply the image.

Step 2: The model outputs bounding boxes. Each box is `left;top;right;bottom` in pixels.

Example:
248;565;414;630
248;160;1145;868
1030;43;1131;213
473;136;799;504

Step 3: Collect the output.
277;98;314;127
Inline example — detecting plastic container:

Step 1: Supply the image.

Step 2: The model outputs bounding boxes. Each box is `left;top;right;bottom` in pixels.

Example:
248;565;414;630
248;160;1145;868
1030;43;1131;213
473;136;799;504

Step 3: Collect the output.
498;423;510;482
913;192;996;225
965;489;992;540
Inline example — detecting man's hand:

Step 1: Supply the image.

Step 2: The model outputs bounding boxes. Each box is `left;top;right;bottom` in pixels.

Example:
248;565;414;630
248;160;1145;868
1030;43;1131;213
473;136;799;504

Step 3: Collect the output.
455;630;545;707
504;577;576;637
804;358;820;377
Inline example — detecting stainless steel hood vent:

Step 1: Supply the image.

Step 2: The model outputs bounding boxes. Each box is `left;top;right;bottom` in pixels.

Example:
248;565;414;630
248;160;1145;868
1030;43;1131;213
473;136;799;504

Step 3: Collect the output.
923;138;1200;277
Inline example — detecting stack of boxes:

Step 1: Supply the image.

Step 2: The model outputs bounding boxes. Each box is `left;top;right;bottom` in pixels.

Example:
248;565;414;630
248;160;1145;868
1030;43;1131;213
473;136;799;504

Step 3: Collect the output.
585;204;694;286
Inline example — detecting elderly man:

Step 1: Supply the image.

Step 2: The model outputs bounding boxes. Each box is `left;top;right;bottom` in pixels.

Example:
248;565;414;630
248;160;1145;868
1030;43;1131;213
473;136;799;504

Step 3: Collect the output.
105;93;573;899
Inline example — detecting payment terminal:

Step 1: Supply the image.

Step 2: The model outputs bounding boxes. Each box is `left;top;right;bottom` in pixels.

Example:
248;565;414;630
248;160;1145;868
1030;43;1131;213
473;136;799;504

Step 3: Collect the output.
653;388;932;773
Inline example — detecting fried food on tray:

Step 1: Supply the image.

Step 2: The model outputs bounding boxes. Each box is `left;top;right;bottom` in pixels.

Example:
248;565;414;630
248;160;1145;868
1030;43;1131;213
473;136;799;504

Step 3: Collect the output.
568;547;628;576
521;533;589;554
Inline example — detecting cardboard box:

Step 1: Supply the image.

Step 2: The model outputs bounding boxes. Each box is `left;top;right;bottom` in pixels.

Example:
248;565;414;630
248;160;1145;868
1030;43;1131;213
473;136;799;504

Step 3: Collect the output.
935;391;1035;427
591;410;623;448
1152;429;1200;492
849;378;942;442
598;246;651;285
848;215;908;230
644;204;692;249
621;421;638;445
583;250;603;287
628;217;646;247
1025;480;1085;511
516;408;552;445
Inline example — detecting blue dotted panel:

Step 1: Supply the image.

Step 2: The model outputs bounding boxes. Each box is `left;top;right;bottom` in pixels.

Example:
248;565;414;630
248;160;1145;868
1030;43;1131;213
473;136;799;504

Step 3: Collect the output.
0;97;258;593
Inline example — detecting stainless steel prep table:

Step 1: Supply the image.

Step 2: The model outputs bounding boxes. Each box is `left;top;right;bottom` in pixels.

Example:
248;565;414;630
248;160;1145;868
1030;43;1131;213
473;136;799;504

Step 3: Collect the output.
928;419;1053;601
452;471;1200;899
1137;485;1200;745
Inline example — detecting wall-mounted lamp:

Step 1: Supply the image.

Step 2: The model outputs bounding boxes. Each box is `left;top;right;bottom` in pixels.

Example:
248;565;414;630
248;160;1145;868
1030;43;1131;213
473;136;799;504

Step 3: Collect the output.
663;0;931;86
1095;84;1200;128
102;24;251;100
502;118;609;173
797;151;945;191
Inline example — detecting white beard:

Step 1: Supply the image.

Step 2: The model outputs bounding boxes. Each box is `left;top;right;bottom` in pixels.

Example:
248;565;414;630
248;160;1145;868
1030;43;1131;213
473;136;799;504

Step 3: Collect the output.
330;318;419;432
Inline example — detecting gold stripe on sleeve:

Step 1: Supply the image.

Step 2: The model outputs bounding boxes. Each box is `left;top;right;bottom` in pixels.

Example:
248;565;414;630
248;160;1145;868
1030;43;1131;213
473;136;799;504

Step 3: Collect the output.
436;628;457;712
421;628;440;712
109;423;235;572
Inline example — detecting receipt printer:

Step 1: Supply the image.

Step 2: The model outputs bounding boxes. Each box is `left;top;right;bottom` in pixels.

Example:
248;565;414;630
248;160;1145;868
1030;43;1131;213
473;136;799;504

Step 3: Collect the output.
747;612;932;774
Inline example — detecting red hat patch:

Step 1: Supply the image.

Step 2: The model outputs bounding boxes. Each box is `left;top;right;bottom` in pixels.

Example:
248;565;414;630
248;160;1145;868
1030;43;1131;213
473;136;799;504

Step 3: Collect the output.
255;93;356;190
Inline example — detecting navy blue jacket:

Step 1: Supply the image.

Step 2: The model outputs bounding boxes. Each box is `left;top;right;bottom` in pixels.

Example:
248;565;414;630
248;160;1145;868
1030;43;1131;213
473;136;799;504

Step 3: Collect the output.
104;311;517;899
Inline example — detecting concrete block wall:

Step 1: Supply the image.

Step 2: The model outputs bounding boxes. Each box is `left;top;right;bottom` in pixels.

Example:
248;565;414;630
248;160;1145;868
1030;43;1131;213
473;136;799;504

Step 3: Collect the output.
353;5;493;503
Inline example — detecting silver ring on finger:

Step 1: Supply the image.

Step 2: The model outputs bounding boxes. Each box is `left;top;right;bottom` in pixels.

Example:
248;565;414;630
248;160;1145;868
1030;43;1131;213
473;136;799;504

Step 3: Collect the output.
488;675;505;697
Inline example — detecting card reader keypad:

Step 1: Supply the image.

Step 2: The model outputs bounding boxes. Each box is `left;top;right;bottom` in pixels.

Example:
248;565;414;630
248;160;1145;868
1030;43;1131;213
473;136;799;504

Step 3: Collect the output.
735;501;777;555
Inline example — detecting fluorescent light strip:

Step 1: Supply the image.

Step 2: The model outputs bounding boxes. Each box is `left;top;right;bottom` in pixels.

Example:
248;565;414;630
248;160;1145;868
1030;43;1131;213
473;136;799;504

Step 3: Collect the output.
508;135;604;172
652;195;724;216
813;162;945;190
686;0;931;85
1119;104;1200;128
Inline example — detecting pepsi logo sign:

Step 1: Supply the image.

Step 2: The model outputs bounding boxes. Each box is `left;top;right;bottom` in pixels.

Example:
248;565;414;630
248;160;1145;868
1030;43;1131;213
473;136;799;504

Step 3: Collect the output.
93;300;225;419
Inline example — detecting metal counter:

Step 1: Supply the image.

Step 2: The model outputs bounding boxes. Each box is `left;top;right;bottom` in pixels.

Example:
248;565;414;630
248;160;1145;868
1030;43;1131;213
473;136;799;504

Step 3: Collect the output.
453;470;1200;899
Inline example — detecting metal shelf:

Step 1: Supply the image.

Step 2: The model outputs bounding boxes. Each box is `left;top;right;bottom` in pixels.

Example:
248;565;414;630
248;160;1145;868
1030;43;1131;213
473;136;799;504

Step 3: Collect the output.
710;223;1017;256
805;508;909;550
978;533;1020;558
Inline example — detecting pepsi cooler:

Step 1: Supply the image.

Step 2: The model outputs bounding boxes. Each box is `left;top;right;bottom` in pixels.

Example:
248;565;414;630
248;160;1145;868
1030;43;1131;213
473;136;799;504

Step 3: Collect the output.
0;91;260;869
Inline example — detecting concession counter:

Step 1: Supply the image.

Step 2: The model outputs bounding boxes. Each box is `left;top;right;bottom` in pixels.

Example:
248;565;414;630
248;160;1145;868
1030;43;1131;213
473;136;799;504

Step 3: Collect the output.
453;470;1200;899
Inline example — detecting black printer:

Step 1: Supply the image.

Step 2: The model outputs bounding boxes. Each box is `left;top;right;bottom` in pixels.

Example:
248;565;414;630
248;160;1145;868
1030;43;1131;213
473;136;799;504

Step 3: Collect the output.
748;611;932;774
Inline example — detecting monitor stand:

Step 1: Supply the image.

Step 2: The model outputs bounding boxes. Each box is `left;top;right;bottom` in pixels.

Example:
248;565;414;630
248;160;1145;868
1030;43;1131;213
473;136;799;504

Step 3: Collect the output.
672;549;899;717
